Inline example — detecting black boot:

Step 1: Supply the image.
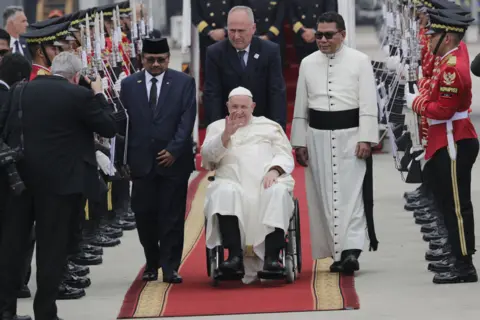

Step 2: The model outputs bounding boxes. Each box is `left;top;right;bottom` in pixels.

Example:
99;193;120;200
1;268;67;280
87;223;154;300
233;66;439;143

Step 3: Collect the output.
433;257;478;284
85;233;120;247
66;261;90;277
414;207;437;218
263;228;285;272
415;213;437;225
404;198;435;211
62;271;91;289
425;245;451;262
423;227;448;242
57;282;86;300
99;224;123;238
428;255;456;273
429;237;449;250
70;252;103;266
421;221;441;233
79;243;103;256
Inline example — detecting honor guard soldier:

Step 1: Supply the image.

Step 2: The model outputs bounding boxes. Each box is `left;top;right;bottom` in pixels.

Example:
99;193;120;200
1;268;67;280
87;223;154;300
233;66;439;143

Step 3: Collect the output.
238;0;286;64
407;13;478;284
289;0;337;63
22;22;65;80
191;0;235;80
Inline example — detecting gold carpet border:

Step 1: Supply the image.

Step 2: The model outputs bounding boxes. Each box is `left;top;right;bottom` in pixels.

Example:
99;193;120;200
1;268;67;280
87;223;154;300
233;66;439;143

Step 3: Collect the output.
313;258;344;310
133;173;211;318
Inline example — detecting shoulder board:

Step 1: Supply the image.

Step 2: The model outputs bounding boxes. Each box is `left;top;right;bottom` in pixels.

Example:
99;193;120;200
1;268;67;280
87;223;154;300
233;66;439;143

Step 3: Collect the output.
447;55;456;66
37;69;50;76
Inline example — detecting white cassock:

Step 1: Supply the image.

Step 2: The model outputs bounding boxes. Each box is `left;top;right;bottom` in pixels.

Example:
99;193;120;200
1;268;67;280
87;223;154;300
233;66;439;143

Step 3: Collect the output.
290;45;379;262
201;116;295;283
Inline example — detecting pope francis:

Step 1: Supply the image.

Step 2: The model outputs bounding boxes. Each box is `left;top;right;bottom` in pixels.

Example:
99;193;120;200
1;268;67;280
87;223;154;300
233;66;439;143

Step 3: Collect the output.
201;87;295;284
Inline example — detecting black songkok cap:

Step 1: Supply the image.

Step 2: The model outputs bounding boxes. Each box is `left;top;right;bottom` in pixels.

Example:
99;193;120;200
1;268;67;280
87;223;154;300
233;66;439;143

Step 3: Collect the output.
427;0;462;10
425;13;470;35
142;38;169;54
29;14;72;30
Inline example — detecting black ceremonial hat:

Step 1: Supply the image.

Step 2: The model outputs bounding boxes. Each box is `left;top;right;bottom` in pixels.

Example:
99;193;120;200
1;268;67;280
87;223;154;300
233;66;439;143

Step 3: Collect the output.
427;0;461;10
22;21;72;46
435;9;475;23
118;1;132;18
142;38;169;54
29;14;72;30
425;13;470;35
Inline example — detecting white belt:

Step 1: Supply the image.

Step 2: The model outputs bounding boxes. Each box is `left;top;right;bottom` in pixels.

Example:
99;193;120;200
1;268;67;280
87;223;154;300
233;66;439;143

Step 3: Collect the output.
429;111;469;160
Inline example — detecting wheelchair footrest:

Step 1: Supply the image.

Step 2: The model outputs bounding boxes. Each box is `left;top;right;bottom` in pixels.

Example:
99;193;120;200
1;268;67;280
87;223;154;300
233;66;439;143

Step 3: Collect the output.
257;269;286;280
214;269;245;281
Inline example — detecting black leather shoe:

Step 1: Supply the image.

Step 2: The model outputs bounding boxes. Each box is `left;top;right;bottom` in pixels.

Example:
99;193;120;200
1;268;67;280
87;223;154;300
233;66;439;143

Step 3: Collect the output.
219;256;245;275
404;198;434;211
329;260;343;272
110;218;136;231
80;243;103;256
70;252;103;266
433;265;478;284
429;237;449;250
428;256;455;273
1;312;32;320
425;247;451;261
415;213;437;225
62;272;91;289
67;261;90;277
340;254;360;273
403;188;422;200
57;283;85;300
414;208;437;218
263;256;284;272
421;221;440;233
142;267;158;281
17;284;31;298
163;270;183;284
86;233;121;247
120;209;136;222
423;228;448;242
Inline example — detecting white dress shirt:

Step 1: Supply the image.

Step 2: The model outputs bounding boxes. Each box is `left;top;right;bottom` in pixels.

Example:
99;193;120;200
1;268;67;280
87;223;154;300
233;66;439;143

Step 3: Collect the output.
237;44;250;66
145;71;164;104
10;37;24;55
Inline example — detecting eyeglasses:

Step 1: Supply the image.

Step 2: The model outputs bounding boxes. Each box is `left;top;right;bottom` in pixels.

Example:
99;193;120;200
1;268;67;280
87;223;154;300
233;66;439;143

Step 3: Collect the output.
315;31;339;40
145;56;167;64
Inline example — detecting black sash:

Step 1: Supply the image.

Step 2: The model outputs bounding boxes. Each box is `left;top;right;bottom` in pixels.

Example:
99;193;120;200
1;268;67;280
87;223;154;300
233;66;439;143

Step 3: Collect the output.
363;155;378;251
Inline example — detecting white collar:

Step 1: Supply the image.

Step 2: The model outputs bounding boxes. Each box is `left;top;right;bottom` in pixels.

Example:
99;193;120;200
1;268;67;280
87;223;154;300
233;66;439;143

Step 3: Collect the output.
9;37;19;45
145;70;165;83
236;44;250;53
0;79;9;89
441;47;458;60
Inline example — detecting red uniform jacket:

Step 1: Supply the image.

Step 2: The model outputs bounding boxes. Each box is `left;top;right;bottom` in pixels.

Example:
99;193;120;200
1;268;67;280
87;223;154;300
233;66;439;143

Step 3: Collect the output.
412;46;477;160
30;64;51;81
105;35;130;76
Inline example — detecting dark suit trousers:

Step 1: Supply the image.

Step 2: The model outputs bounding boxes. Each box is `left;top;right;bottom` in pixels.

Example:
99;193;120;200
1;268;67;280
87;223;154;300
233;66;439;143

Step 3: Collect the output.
0;189;82;320
427;139;479;260
132;173;189;273
112;179;130;213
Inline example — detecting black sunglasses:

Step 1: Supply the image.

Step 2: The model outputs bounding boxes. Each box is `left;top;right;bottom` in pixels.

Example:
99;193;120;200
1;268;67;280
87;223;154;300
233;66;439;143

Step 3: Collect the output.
315;31;340;40
145;56;167;64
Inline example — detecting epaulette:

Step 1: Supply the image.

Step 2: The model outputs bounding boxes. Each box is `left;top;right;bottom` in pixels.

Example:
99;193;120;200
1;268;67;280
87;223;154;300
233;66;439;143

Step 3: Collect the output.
447;55;457;66
37;69;50;76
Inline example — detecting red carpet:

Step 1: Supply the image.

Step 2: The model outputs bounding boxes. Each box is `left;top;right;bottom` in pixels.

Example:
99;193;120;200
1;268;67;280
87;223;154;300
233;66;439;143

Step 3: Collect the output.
118;168;359;318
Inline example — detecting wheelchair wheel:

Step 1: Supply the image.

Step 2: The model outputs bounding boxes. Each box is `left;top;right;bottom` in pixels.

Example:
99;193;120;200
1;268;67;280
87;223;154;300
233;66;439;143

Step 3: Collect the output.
285;255;295;284
294;198;302;273
210;259;220;287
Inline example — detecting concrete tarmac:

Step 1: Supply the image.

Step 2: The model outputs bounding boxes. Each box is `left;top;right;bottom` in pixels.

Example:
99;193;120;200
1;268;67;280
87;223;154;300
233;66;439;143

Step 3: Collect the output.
17;26;480;320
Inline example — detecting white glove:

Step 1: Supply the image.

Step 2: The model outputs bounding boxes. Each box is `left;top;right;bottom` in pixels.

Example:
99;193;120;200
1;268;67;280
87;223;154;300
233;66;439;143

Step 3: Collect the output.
382;45;390;56
101;77;109;91
95;151;117;176
418;65;423;79
114;78;122;93
405;84;420;110
118;71;127;81
386;55;401;71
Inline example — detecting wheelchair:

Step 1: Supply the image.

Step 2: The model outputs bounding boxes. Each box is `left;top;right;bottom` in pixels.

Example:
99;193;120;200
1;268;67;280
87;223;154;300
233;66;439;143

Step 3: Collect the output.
205;175;302;287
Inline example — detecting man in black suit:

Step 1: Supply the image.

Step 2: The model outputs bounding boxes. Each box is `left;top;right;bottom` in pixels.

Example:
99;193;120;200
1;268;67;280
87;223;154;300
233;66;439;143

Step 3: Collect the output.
2;6;30;63
0;51;117;320
203;5;287;131
0;52;31;320
120;38;197;284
